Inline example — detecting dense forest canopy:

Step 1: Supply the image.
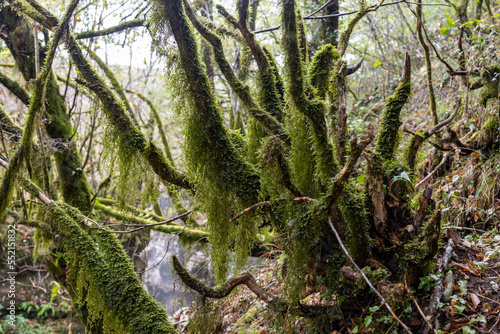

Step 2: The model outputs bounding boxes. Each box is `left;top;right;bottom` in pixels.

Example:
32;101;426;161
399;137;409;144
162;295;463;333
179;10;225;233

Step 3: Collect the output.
0;0;499;332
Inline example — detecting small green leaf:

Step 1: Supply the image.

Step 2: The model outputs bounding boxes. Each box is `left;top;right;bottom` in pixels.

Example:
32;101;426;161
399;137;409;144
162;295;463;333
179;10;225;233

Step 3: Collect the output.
51;282;60;299
356;174;366;185
392;171;411;183
374;60;384;68
352;326;359;333
471;316;486;323
446;17;455;27
369;305;380;313
440;27;449;35
364;315;373;326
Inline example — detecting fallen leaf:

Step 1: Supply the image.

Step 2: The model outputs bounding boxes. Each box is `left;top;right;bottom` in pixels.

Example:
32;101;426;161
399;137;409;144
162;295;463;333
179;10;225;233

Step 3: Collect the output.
469;293;480;310
410;318;421;326
447;228;462;245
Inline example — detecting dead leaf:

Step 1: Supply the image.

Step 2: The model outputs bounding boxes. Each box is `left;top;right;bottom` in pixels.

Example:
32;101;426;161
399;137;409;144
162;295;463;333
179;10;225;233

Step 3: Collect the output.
410;318;421;326
447;228;462;245
469;293;480;310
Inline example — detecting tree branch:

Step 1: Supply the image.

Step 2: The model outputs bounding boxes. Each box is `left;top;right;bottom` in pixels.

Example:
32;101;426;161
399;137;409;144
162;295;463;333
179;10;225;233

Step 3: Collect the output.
217;3;284;122
66;35;192;190
0;72;31;105
172;255;274;302
75;19;145;39
229;197;314;223
0;0;80;218
184;0;288;142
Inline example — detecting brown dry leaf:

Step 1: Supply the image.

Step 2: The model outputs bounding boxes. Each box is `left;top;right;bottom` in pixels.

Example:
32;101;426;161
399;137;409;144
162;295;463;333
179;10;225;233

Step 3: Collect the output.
469;293;480;310
410;318;421;326
331;331;341;334
447;228;462;245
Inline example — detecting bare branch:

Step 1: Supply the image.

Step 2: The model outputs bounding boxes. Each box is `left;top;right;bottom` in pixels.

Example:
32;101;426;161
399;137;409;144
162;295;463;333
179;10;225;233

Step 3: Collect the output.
229;197;314;223
345;58;364;76
416;153;449;188
328;217;413;334
172;255;274;302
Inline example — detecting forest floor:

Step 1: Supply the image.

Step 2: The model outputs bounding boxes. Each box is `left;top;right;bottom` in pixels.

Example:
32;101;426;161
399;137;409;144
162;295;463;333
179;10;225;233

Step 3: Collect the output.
170;152;500;334
172;223;500;334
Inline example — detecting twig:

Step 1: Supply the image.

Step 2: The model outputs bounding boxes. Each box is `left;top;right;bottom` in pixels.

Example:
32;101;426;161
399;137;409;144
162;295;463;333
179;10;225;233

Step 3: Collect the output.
405;282;437;334
427;98;462;137
254;0;428;33
476;293;500;306
90;211;192;234
489;314;500;332
139;229;185;274
304;0;336;18
328;217;412;333
416;153;449;188
229;197;314;223
423;238;454;334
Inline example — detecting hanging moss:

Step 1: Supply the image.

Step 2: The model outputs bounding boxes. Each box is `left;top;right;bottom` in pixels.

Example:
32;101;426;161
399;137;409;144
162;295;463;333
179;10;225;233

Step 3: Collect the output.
152;0;262;279
374;81;412;162
284;206;324;303
281;0;337;186
259;136;301;198
100;113;161;208
67;34;191;192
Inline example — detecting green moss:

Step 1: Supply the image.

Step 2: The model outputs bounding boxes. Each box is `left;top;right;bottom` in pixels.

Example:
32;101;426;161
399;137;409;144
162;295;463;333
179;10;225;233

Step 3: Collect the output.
286;110;318;197
152;0;263;279
404;132;425;172
42;202;177;333
101;116;161;208
309;44;340;100
233;306;259;330
259;136;301;198
338;2;367;55
246;118;267;164
482;115;499;134
337;180;371;261
374;81;412;162
284;206;325;303
281;0;337;186
94;202;208;240
480;65;500;107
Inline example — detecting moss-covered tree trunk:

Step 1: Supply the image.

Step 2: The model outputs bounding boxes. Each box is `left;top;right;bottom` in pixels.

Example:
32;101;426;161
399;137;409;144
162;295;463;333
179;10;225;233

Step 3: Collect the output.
0;7;92;213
